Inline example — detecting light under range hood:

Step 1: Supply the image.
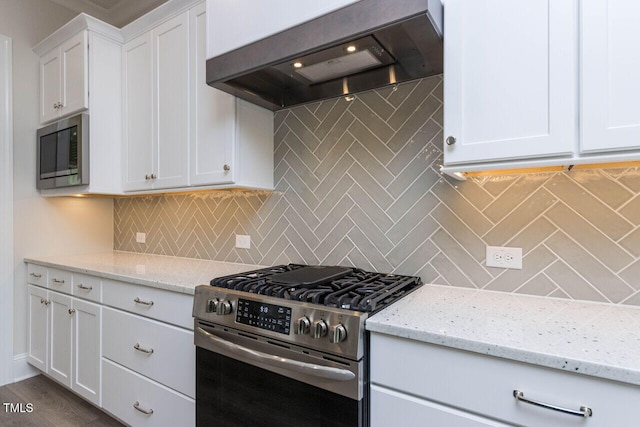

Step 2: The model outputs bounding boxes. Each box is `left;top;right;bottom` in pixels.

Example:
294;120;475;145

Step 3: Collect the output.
206;0;443;111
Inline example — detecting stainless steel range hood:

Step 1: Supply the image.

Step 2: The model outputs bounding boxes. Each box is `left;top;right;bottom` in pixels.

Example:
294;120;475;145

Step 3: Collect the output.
206;0;443;111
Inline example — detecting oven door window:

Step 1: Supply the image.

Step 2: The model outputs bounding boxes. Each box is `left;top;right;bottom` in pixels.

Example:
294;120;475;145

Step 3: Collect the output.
196;347;365;427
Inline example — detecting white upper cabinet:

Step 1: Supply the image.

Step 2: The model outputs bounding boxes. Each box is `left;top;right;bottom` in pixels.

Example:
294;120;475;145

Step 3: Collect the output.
190;3;236;186
443;0;576;165
206;0;360;59
39;31;88;124
122;13;189;192
581;0;640;153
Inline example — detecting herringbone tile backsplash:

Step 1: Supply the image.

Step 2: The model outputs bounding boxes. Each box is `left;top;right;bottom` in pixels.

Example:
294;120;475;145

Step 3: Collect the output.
115;76;640;306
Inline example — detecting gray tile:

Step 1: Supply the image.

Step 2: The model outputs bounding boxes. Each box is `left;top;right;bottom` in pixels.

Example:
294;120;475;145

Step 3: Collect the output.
314;216;355;260
284;226;320;265
483;174;550;222
261;234;291;265
619;227;640;257
322;236;356;266
387;95;441;152
431;229;492;286
282;131;320;171
346;227;393;272
485;246;556;293
348;98;395;143
282;187;319;229
283;111;321;152
619;260;640;290
314;97;350;141
347;119;394;164
431;178;493;236
315;194;355;239
386;141;439;198
348;141;394;187
431;204;486;262
507;217;556;254
311;98;337;122
313;136;355;182
544;260;608;302
617;169;640;192
386;192;439;244
544;173;633;240
347;184;394;232
348;205;394;254
517;274;557;297
314;174;355;220
431;77;443;102
415;263;440;284
545;203;633;271
395;239;439;275
346;162;393;209
290;104;321;131
314;111;355;161
622;291;640;307
479;175;518;198
429;252;475;288
283;168;319;210
483;189;556;246
386;80;418;107
442;173;494;212
387;119;441;175
283;206;320;249
386;215;439;267
283;149;320;191
567;169;634;209
388;77;440;131
346;246;376;271
619;195;640;225
356;90;395;120
545;231;634;303
387;167;441;222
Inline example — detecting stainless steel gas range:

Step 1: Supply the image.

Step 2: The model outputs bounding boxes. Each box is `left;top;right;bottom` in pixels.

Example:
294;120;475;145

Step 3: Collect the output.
192;264;422;427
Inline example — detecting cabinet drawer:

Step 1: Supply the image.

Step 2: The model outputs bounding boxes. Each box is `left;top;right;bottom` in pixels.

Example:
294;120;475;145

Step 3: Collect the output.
102;279;193;329
102;307;194;398
72;273;102;303
371;333;640;427
102;358;194;427
48;268;72;294
371;385;510;427
27;264;47;286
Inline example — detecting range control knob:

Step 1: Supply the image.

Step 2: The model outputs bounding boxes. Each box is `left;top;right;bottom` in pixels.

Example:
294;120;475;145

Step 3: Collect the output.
206;298;219;313
312;320;328;339
294;316;311;335
330;324;347;344
216;300;233;315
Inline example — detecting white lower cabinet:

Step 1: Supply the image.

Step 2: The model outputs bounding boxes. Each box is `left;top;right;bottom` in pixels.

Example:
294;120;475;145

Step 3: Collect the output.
27;283;102;406
370;333;640;427
102;358;194;427
26;263;195;426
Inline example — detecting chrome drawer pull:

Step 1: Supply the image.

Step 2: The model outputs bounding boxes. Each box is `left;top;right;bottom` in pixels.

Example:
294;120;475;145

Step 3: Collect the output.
513;390;593;418
134;297;154;306
30;273;42;278
133;343;154;355
133;401;153;415
52;278;65;284
77;284;93;290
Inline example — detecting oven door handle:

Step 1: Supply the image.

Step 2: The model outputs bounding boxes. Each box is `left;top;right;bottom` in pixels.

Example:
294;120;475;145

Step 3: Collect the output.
196;327;356;382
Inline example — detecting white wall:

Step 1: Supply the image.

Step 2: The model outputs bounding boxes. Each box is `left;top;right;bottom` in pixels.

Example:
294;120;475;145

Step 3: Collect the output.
0;0;115;377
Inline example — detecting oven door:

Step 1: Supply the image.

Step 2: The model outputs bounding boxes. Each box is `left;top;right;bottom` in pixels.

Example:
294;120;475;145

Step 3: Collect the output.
195;321;367;427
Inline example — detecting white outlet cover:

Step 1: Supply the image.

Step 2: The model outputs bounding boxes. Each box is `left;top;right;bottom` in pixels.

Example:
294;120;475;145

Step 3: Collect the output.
236;234;251;249
136;232;146;244
486;246;522;269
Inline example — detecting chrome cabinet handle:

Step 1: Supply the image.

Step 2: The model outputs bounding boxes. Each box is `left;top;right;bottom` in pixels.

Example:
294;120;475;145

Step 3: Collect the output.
134;297;154;306
30;273;42;278
53;103;58;109
68;308;75;315
445;136;457;146
43;299;50;306
196;327;355;381
150;173;157;179
513;390;593;418
133;343;154;355
145;174;150;180
52;278;65;284
40;298;45;305
77;284;93;290
133;401;153;415
223;164;230;172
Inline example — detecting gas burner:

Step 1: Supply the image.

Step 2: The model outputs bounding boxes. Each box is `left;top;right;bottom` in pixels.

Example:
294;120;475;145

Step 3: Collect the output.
209;264;422;313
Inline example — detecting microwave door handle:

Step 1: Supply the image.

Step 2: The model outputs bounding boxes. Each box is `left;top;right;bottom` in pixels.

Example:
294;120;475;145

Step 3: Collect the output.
196;327;355;382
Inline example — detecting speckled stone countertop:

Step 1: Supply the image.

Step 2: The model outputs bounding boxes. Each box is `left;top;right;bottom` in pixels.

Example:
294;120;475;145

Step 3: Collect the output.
366;284;640;386
25;251;264;295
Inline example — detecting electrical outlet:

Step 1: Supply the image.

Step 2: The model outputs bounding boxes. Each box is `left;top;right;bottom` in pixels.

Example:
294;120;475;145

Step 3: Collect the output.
235;234;251;249
136;232;146;244
486;246;522;269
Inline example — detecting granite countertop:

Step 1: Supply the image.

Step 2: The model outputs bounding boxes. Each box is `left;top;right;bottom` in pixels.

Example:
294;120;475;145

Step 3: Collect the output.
366;284;640;387
25;251;264;295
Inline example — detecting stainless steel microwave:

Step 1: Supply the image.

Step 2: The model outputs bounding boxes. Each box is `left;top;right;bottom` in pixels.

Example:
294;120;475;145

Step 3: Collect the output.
36;113;89;189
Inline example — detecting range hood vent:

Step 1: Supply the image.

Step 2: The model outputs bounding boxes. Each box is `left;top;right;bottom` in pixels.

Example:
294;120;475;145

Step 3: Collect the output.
206;0;443;111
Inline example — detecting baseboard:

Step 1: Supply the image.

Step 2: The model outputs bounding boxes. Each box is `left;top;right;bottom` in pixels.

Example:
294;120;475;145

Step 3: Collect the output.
13;354;40;383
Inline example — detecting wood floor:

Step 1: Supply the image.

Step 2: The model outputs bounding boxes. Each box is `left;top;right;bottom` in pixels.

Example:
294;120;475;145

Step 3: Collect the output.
0;375;123;426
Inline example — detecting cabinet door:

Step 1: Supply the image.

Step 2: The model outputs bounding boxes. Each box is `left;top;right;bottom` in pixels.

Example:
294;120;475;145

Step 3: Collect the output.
72;299;101;406
59;31;88;118
581;1;640;153
443;0;576;165
190;3;236;186
27;285;48;371
153;13;189;189
48;292;73;387
123;33;154;191
40;49;60;124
